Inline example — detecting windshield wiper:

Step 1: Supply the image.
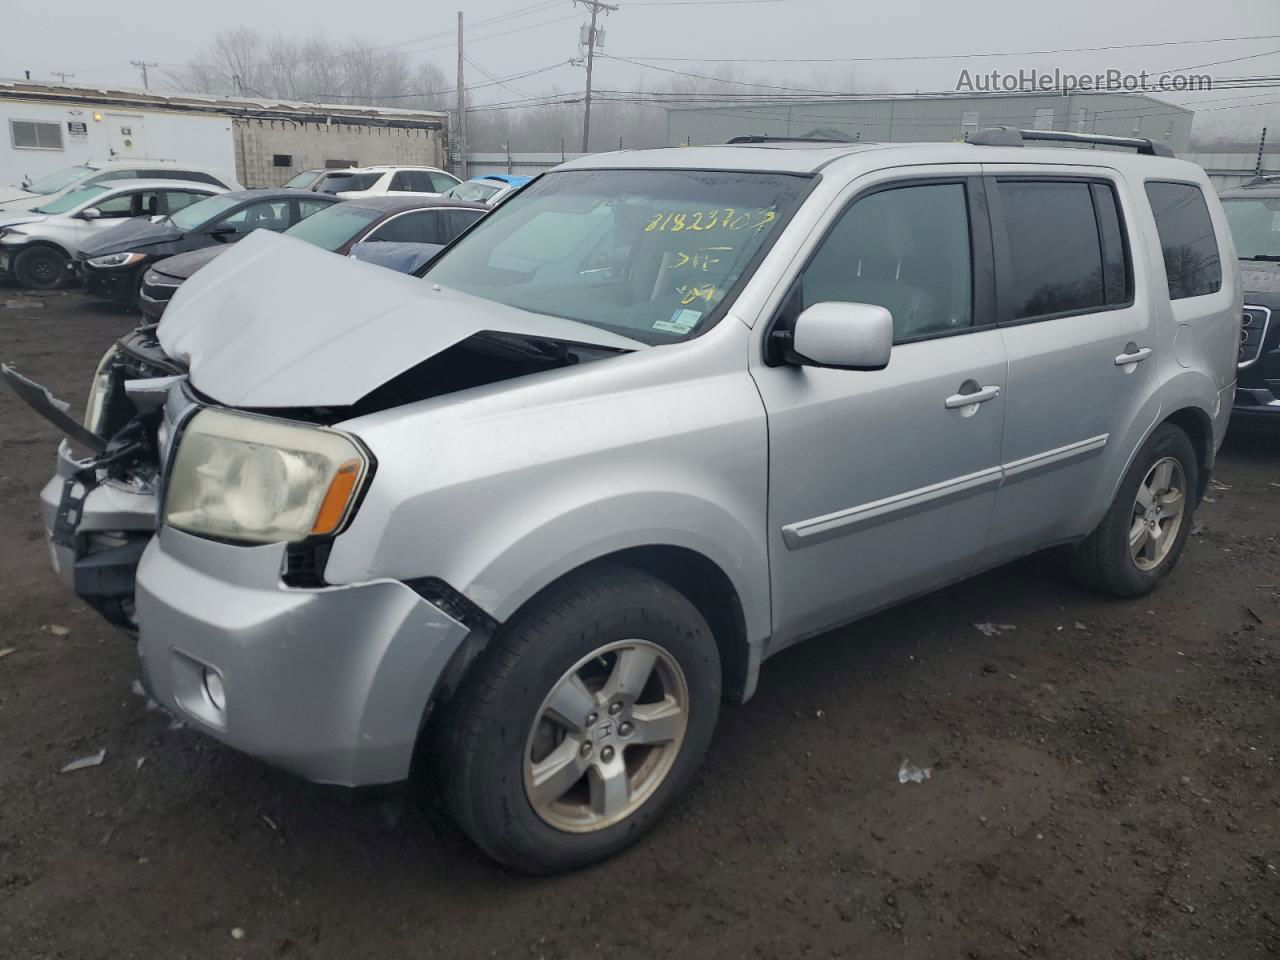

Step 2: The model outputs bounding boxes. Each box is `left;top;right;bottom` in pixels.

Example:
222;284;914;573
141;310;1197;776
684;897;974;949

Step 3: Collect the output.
1242;255;1280;261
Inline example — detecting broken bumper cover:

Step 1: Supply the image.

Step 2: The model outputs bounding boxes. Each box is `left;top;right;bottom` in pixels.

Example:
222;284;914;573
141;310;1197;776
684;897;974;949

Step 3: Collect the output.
39;439;156;623
134;526;470;788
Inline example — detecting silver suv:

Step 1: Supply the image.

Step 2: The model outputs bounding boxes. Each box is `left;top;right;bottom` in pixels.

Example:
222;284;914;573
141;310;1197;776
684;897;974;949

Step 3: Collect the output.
6;129;1240;873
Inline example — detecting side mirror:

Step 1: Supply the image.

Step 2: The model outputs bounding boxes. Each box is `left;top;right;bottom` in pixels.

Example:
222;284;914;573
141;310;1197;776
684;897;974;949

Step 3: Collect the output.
781;302;893;370
80;207;102;221
208;226;237;241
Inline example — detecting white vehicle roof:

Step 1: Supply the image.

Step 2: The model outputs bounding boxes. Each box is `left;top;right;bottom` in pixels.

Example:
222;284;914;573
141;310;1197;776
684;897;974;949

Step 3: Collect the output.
73;178;227;194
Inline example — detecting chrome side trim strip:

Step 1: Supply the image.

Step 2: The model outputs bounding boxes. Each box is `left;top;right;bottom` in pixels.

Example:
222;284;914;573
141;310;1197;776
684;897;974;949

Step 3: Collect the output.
780;434;1110;550
1000;433;1110;483
781;466;1004;549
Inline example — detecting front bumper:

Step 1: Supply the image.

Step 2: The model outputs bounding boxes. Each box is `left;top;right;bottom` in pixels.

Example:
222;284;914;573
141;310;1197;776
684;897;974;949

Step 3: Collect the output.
39;439;157;628
134;526;470;787
81;261;145;303
1231;385;1280;420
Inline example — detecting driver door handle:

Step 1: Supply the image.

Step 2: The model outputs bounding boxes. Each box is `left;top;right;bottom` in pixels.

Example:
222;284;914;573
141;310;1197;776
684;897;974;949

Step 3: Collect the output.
944;384;1001;409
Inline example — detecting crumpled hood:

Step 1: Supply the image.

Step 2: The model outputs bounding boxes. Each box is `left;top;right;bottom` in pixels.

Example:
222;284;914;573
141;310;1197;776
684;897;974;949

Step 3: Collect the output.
80;217;182;258
157;229;647;408
0;187;39;208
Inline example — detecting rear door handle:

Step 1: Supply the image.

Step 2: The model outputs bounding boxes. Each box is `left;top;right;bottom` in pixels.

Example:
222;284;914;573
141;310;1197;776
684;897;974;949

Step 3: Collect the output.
1115;346;1152;366
944;384;1001;409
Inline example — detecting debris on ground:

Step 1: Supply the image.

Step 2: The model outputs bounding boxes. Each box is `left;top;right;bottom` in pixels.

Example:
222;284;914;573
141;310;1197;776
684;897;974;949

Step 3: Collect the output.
231;928;246;940
0;647;15;660
135;757;147;771
973;622;1017;637
4;299;45;310
1074;622;1088;631
60;749;106;773
46;625;70;637
898;759;933;784
1246;607;1264;625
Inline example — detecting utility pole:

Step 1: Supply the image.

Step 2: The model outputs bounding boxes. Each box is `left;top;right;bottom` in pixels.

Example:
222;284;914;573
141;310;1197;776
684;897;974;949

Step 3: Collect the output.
51;71;75;84
456;11;468;180
575;0;617;154
1256;126;1268;178
130;60;158;91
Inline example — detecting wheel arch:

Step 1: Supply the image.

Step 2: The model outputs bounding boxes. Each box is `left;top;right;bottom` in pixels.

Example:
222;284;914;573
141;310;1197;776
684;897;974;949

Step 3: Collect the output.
1161;405;1214;502
11;238;72;259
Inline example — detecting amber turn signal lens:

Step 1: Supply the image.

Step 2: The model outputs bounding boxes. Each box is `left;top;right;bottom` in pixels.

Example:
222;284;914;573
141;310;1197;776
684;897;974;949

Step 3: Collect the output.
311;459;363;535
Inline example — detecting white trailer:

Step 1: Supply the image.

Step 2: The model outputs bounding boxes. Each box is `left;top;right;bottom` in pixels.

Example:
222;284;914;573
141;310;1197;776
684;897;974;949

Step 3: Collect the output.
0;80;448;191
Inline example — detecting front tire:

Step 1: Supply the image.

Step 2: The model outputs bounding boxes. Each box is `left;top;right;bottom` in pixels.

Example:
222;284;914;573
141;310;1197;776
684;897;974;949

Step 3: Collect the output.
438;567;721;873
1071;423;1199;597
13;245;66;290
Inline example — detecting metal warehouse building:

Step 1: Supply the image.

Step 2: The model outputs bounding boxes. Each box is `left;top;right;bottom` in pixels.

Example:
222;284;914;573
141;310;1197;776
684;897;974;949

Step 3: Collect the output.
0;79;448;190
667;92;1193;152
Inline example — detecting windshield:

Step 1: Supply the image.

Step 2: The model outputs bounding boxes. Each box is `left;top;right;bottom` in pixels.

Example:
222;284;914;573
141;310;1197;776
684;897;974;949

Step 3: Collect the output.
422;168;810;343
446;180;502;203
24;164;97;196
283;171;320;189
33;183;111;214
283;203;384;251
317;172;381;195
169;193;243;231
1223;196;1280;259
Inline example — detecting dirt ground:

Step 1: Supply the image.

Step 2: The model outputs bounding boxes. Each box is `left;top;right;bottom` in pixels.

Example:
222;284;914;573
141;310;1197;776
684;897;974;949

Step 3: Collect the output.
0;289;1277;960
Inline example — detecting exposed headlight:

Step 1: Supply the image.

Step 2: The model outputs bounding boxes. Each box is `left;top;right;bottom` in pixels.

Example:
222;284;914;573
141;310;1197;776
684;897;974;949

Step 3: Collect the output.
84;345;119;434
87;251;147;268
164;409;370;544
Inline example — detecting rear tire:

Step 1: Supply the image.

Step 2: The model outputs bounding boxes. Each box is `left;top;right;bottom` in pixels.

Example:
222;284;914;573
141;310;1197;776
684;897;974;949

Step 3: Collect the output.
1070;423;1199;597
13;246;66;290
437;566;721;873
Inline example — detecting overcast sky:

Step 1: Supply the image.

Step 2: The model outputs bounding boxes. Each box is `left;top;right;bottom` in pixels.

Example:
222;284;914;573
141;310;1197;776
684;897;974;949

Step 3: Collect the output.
5;0;1278;137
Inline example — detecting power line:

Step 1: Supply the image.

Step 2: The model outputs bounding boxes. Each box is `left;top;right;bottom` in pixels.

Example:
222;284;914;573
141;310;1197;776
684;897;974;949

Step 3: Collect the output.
609;32;1280;64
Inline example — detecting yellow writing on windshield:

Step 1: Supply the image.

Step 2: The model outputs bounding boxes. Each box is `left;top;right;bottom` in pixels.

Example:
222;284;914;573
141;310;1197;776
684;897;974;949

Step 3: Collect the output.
677;283;718;306
670;246;735;272
644;208;777;234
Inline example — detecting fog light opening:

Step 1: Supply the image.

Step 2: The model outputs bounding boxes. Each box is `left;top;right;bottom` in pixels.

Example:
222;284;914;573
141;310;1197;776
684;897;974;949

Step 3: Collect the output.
202;668;226;712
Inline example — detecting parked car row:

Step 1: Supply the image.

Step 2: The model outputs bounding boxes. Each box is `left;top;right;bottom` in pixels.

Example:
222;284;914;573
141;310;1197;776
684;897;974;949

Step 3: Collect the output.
0;129;1259;875
0;160;522;297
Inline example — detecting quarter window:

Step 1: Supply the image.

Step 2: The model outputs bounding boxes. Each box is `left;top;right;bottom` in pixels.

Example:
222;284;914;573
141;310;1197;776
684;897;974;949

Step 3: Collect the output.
1144;181;1223;300
798;182;974;342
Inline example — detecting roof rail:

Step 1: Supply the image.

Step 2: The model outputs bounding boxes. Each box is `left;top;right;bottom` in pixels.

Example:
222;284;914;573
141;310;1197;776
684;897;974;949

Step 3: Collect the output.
968;126;1175;158
727;134;856;145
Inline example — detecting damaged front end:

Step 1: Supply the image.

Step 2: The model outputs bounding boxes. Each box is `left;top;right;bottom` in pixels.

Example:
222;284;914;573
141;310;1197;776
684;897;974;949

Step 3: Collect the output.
5;327;189;632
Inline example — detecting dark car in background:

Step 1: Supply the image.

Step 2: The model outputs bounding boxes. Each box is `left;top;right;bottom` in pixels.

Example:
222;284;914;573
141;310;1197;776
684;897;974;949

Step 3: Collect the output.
139;195;487;318
78;189;340;306
1220;178;1280;422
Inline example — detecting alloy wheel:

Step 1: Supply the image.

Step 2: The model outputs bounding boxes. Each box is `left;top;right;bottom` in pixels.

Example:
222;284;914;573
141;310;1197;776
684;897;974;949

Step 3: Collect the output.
524;639;689;833
1129;456;1186;572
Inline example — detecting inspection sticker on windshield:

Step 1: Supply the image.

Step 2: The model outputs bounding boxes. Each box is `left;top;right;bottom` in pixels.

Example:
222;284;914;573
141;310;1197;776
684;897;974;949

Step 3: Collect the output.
653;309;701;335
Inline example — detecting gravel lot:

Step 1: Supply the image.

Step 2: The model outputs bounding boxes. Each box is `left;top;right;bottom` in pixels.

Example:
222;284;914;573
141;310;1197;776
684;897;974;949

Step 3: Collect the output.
1;289;1277;959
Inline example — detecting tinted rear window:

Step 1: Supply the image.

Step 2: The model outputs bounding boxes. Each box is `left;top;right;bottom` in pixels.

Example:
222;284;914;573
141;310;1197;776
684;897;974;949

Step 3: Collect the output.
999;180;1107;320
1144;181;1222;300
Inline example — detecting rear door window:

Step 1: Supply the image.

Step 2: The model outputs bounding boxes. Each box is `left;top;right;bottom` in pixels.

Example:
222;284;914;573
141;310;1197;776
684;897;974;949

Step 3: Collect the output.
163;190;205;213
994;179;1132;321
1144;181;1223;300
445;208;484;241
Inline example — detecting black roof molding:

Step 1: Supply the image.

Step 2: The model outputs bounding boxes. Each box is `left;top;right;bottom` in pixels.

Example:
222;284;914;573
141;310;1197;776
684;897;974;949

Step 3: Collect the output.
968;126;1175;158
